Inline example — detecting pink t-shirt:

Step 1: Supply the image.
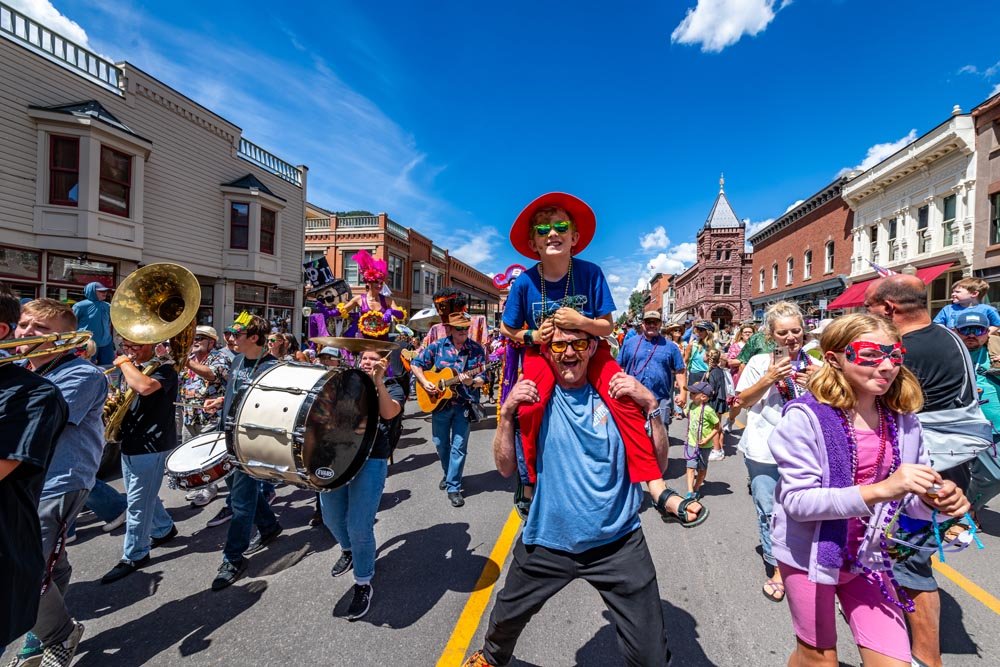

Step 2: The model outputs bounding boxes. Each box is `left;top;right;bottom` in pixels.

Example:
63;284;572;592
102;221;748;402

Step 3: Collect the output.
845;428;892;561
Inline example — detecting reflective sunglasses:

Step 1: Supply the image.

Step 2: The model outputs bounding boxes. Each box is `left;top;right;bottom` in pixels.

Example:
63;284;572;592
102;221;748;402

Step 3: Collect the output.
843;341;905;367
957;325;988;337
533;220;571;236
548;338;591;354
319;295;339;304
267;337;280;343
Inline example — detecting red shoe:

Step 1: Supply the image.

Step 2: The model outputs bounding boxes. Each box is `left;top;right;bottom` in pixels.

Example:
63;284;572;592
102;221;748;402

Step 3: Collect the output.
461;650;493;667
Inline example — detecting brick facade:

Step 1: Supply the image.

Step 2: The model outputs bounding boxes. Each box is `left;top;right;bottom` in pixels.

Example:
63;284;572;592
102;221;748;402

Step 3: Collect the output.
748;177;854;315
972;93;1000;296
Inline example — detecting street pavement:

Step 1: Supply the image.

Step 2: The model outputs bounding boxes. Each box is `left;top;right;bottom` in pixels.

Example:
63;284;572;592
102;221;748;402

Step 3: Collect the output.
4;400;998;666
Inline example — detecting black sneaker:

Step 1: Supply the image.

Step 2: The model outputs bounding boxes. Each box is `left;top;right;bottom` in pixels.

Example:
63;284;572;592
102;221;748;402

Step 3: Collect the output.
38;619;84;667
346;583;373;621
331;551;353;577
211;559;247;591
439;477;447;490
308;508;323;527
150;525;178;549
243;524;283;556
206;506;233;527
448;492;465;508
100;555;150;584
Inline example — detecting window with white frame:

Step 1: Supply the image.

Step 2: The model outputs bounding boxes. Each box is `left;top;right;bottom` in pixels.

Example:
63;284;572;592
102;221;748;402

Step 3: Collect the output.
343;248;375;285
917;205;930;253
942;194;956;246
869;225;878;260
771;263;778;289
786;258;794;284
991;193;1000;246
824;241;834;273
887;217;898;261
759;269;765;293
803;250;812;280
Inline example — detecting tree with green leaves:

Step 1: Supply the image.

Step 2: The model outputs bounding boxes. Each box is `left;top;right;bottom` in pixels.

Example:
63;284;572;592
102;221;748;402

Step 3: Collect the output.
627;291;645;320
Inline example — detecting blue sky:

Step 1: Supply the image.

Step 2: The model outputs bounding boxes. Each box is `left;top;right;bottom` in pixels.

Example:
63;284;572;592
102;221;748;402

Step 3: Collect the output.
18;0;1000;308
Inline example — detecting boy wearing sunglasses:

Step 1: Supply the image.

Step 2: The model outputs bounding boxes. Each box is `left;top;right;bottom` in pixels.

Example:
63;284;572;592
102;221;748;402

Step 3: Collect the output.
500;193;671;521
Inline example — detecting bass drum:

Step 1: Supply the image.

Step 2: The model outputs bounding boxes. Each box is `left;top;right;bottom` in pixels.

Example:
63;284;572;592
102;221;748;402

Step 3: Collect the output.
228;362;379;491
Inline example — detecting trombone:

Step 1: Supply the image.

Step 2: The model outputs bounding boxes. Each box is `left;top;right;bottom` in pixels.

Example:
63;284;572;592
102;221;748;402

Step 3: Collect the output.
0;331;93;365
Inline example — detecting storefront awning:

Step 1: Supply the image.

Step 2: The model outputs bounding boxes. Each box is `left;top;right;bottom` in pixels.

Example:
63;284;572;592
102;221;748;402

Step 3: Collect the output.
826;262;954;310
667;310;689;325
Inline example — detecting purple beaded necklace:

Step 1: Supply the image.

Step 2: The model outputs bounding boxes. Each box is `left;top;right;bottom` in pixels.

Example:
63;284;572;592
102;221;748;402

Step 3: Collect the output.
837;399;915;613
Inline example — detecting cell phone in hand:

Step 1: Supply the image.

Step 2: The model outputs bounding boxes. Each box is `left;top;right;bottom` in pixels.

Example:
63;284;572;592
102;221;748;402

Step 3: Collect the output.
772;346;788;362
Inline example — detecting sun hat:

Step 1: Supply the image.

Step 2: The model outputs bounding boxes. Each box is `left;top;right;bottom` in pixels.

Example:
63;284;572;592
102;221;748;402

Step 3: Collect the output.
509;192;596;260
195;325;219;341
446;312;472;329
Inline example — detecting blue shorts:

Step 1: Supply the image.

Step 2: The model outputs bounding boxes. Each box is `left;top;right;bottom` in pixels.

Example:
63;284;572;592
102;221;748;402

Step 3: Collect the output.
686;447;711;470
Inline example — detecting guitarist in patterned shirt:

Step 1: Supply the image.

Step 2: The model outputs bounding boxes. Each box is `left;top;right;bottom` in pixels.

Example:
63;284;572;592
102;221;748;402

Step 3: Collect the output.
412;312;488;508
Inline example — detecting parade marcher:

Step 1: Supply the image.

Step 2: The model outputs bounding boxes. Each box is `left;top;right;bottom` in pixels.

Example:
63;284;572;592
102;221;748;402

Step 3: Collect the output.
734;301;820;603
864;274;991;667
179;326;230;507
499;193;665;517
931;277;1000;333
101;336;179;584
952;311;1000;518
204;313;283;591
317;346;342;368
616;310;687;430
321;349;403;621
769;314;970;667
9;299;106;666
343;251;406;340
0;286;68;654
412;312;488;507
462;324;674;667
71;282;114;364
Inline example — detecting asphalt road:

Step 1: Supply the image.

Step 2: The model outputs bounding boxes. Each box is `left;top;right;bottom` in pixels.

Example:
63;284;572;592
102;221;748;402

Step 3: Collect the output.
4;401;998;666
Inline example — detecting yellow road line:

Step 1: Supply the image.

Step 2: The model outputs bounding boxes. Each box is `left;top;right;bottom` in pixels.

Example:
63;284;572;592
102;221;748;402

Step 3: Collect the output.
437;508;522;667
932;557;1000;615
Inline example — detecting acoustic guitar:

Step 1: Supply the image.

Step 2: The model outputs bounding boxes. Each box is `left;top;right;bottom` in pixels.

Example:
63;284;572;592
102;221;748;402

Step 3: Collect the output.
416;360;501;413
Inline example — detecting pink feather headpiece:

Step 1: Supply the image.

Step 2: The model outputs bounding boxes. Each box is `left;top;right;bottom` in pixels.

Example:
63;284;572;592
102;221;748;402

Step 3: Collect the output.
352;249;387;283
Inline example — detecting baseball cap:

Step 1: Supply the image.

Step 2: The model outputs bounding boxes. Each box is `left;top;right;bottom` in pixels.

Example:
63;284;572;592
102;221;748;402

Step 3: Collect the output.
95;286;111;291
693;320;715;331
642;310;662;322
318;346;341;358
955;311;988;330
687;380;713;396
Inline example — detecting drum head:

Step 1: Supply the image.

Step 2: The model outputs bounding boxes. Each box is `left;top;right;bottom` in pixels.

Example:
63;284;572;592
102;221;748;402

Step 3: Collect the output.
300;367;379;490
167;432;227;473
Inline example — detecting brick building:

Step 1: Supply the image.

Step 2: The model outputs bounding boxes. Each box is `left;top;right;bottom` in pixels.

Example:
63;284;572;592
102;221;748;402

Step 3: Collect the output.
304;204;501;323
672;177;754;327
748;177;854;317
644;272;672;319
972;92;1000;301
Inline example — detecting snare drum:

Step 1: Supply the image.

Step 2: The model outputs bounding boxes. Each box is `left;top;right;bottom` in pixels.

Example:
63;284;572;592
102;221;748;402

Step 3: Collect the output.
165;431;233;490
228;362;378;491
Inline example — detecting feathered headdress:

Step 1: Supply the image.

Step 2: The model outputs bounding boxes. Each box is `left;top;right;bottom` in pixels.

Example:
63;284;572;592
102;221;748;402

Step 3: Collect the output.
352;250;387;284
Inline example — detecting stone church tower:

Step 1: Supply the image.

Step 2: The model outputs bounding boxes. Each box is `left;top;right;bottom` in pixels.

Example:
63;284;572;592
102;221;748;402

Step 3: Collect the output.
673;176;754;327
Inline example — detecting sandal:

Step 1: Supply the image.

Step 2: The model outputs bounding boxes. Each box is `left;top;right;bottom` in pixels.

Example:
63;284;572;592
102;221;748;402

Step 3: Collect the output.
762;579;785;603
655;488;710;527
943;522;970;542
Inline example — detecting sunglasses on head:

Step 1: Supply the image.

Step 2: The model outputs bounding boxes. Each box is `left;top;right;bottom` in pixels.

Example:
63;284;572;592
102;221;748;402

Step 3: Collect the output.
548;338;591;354
957;325;988;337
533;220;571;236
843;341;905;367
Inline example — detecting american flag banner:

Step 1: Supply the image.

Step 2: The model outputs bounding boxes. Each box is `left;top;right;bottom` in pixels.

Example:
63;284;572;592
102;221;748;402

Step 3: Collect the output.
866;259;897;278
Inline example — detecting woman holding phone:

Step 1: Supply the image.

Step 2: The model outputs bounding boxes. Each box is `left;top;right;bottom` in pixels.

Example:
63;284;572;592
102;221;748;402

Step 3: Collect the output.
733;301;820;603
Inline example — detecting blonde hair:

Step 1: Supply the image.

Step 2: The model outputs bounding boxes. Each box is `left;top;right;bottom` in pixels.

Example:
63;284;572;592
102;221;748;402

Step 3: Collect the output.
22;298;77;330
763;301;803;343
954;277;989;297
808;313;924;413
706;348;721;367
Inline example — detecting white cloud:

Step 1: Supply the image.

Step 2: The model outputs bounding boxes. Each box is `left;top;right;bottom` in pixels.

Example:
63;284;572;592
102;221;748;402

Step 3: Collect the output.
8;0;91;47
993;82;1000;97
743;217;774;251
639;226;670;251
607;273;622;284
449;228;501;266
836;129;918;177
959;64;978;75
783;199;804;214
671;0;790;53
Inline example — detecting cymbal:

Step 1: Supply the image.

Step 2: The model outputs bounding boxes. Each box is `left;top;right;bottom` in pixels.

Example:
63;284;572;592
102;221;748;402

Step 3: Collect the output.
309;337;399;354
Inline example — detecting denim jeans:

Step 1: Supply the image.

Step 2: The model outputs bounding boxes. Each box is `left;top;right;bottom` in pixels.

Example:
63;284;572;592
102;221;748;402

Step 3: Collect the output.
121;451;174;562
744;456;779;566
223;469;279;564
319;458;388;584
85;478;127;523
431;403;471;493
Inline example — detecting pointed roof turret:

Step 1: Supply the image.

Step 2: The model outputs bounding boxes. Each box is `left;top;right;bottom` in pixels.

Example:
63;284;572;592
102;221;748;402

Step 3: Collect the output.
703;174;742;230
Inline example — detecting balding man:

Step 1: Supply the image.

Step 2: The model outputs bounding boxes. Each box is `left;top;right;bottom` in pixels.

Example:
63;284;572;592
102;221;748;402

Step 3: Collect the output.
865;274;990;667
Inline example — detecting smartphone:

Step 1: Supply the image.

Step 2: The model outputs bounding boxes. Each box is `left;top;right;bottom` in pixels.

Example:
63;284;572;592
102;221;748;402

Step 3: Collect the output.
772;346;788;362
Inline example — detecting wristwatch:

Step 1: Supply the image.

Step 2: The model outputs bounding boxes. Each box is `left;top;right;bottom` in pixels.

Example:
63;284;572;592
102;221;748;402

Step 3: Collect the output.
645;407;664;437
523;329;534;345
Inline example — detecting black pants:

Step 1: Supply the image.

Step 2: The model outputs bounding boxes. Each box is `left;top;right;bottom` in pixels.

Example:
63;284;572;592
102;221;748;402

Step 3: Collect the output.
482;529;669;666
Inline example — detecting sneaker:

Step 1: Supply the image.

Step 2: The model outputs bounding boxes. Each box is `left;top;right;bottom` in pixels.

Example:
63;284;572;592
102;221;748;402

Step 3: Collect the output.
331;551;354;577
346;583;373;621
439;477;447;491
309;508;323;528
243;524;283;557
448;492;465;508
723;423;732;434
102;511;126;533
211;559;247;591
150;525;178;549
38;620;83;667
461;650;493;667
100;555;149;584
190;485;218;507
708;450;725;462
206;506;233;527
6;632;43;667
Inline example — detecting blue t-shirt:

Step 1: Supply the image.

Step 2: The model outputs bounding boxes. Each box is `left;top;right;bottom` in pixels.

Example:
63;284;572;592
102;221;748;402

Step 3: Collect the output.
932;303;1000;329
617;335;686;401
41;355;109;500
502;258;614;330
523;384;642;553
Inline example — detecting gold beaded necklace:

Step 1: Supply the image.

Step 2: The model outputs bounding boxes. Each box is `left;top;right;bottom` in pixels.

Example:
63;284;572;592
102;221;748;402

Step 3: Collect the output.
538;258;574;321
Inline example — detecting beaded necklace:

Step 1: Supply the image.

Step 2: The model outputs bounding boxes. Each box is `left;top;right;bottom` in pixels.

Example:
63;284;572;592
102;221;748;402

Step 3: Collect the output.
837;399;914;613
775;349;807;404
538;258;574;323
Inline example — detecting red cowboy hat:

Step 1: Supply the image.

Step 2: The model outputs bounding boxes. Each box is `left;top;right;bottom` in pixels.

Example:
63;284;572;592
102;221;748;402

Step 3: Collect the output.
509;192;596;260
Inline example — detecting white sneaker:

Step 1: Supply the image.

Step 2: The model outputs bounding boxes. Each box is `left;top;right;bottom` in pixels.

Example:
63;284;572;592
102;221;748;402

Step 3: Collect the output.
708;450;725;462
102;511;126;533
190;485;218;507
